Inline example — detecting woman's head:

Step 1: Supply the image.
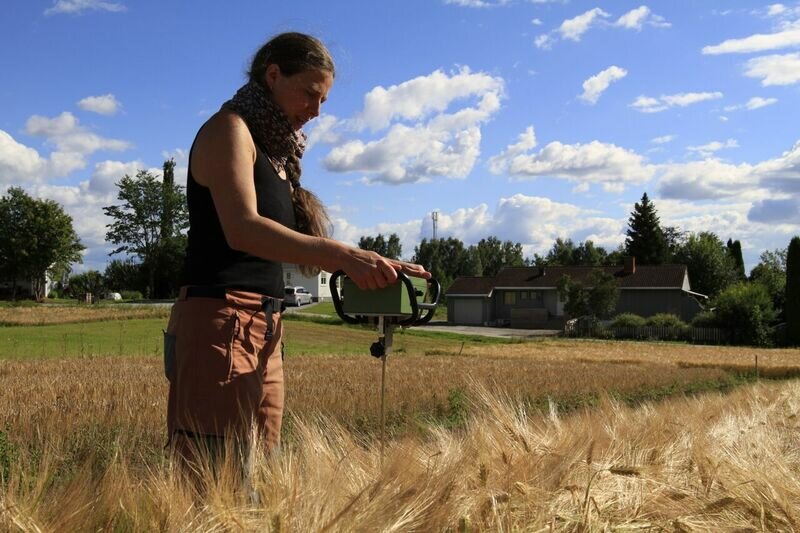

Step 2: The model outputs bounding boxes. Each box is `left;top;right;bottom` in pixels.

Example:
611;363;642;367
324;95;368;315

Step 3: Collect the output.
249;33;335;131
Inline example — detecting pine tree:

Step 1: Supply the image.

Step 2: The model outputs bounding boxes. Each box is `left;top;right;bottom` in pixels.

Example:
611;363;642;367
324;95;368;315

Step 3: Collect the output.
786;236;800;345
727;238;746;280
624;192;668;265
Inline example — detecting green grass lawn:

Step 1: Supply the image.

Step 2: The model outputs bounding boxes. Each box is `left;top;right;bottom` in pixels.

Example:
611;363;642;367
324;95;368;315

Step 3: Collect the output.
0;314;509;359
295;301;448;321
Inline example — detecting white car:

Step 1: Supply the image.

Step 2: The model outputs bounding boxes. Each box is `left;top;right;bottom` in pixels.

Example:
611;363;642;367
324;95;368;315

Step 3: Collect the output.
285;286;312;306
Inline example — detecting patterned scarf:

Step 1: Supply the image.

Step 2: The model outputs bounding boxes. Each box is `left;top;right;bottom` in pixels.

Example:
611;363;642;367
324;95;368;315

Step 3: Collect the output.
221;81;306;175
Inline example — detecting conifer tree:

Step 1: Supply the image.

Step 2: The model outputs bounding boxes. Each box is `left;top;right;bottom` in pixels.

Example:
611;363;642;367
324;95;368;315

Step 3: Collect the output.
727;238;746;280
624;192;668;265
786;236;800;345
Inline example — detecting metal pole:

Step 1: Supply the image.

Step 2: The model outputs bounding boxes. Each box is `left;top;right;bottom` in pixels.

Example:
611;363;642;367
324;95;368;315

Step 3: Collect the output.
380;354;386;464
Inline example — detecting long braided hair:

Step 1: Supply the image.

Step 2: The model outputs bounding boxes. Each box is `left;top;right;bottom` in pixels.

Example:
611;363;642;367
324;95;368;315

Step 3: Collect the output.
248;33;334;276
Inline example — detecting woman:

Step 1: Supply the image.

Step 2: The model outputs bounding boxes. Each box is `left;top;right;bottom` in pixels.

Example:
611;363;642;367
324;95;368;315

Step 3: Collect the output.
165;32;430;460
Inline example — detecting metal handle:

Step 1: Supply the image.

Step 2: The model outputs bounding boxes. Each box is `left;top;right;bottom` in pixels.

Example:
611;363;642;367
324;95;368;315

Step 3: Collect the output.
329;270;440;327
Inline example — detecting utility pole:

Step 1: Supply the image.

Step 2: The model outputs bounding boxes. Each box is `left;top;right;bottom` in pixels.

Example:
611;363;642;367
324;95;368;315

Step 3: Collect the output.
432;211;438;241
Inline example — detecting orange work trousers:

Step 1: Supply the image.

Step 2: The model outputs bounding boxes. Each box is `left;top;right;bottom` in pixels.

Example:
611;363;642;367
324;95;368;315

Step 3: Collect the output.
165;287;284;457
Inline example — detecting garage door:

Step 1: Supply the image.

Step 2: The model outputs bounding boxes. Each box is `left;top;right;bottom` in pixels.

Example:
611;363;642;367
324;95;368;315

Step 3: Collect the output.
453;298;484;325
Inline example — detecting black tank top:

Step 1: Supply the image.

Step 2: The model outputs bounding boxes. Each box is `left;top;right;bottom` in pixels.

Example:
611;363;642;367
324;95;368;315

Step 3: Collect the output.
182;137;296;298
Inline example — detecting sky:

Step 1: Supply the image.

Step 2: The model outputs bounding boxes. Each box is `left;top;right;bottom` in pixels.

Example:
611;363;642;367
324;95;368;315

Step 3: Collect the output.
2;0;799;275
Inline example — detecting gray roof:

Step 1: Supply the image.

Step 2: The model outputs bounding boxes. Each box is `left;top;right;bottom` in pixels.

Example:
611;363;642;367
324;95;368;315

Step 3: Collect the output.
448;265;690;296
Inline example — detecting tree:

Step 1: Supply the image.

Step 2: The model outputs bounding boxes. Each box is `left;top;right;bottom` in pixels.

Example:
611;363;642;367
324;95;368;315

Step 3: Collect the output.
787;236;800;345
104;258;147;293
673;231;738;297
103;166;188;299
663;226;686;262
557;271;619;320
624;192;668;265
545;237;576;265
713;282;776;346
0;187;84;301
412;237;468;291
67;270;105;300
726;238;746;281
358;232;402;259
473;236;524;277
749;247;786;317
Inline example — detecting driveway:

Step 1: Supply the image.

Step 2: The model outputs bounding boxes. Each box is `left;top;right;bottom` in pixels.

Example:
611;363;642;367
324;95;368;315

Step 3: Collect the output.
412;323;560;338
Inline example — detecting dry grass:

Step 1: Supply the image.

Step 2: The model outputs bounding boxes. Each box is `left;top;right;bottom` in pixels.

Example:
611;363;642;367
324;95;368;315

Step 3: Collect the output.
466;338;800;377
0;304;171;326
2;333;800;530
3;363;800;530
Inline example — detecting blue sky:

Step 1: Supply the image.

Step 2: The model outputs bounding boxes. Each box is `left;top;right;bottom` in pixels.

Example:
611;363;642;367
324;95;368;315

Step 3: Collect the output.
2;0;799;274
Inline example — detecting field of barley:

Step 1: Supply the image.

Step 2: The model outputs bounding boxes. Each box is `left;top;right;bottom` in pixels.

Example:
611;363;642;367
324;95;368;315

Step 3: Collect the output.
1;304;800;531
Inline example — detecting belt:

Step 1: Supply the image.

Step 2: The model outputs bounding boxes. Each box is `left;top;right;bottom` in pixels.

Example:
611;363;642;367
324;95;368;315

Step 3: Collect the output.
184;286;284;341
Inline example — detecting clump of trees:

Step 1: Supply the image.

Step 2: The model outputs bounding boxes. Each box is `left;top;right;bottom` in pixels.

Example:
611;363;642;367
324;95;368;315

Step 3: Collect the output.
103;160;188;299
0;187;84;301
556;271;619;321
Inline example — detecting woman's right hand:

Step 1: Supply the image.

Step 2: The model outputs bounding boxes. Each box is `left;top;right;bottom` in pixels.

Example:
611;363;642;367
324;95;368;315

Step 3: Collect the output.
326;243;429;291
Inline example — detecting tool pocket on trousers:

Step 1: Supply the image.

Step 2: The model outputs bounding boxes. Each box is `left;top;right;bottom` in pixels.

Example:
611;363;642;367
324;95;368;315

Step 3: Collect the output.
163;330;177;382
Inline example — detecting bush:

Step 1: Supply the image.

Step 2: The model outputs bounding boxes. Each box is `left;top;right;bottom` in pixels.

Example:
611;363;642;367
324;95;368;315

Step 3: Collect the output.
690;311;717;328
646;313;687;328
120;290;143;300
48;289;60;299
610;313;646;328
713;282;776;346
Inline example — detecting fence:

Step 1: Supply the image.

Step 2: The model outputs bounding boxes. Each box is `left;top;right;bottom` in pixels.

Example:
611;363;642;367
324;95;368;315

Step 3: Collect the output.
563;323;731;345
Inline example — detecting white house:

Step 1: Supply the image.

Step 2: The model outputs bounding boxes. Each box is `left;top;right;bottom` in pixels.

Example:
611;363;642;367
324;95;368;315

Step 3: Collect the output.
282;264;333;302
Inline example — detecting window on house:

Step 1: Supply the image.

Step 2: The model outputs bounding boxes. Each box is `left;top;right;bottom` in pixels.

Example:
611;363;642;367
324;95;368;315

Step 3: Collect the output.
520;291;528;300
504;292;516;305
286;272;292;282
320;273;327;285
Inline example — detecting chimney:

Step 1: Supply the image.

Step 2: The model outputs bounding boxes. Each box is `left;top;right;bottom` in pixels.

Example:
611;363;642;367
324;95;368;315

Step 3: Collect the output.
539;266;546;277
623;256;636;274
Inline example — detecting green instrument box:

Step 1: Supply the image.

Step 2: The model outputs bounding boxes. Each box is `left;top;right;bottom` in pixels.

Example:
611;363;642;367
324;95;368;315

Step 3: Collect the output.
341;276;428;316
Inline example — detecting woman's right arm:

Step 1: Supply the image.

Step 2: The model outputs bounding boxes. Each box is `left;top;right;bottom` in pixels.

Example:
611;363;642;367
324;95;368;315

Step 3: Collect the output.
191;111;428;290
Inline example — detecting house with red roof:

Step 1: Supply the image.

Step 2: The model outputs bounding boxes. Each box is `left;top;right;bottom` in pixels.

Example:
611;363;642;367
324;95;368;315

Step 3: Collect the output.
447;257;706;329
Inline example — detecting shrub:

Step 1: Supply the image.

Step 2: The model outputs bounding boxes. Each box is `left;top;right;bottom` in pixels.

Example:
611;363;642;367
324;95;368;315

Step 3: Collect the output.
690;311;718;328
610;313;646;328
713;282;776;346
48;289;60;299
120;290;143;300
646;313;687;329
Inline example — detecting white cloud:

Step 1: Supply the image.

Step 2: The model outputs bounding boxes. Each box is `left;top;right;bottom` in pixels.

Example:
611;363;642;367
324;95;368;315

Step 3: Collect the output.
305;114;341;151
534;34;555;49
749;198;800;223
651;134;676;144
531;18;543;26
323;68;504;184
77;94;120;115
702;27;800;54
768;4;787;16
579;65;627;104
537;5;668;49
658;159;758;201
746;96;779;109
44;0;126;15
686;139;739;158
745;53;800;85
489;128;656;191
615;6;671;30
354;67;504;131
333;195;625;260
0;131;48;184
443;0;510;6
487;126;538;174
631;91;723;113
25;112;130;154
558;8;610;41
725;96;779;111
